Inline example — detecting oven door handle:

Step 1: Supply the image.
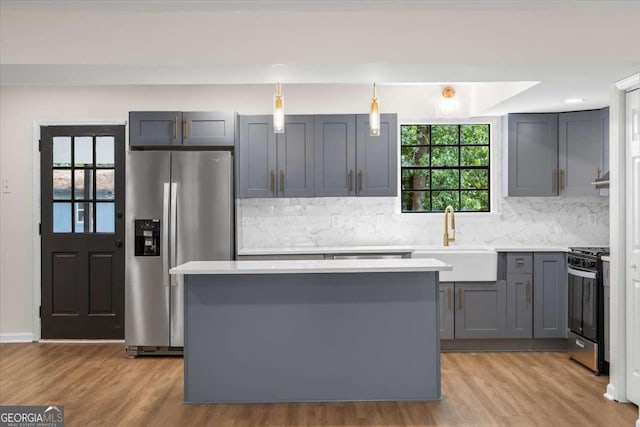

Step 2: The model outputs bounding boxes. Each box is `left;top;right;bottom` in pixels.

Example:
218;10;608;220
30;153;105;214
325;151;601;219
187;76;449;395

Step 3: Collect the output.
568;267;597;280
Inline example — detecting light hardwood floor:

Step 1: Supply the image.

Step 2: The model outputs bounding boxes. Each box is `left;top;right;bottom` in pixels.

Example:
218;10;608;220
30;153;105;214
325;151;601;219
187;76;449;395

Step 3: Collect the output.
0;343;636;426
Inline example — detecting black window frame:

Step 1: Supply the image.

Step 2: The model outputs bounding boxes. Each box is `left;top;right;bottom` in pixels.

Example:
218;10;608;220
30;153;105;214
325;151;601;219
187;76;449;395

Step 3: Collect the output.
400;123;491;213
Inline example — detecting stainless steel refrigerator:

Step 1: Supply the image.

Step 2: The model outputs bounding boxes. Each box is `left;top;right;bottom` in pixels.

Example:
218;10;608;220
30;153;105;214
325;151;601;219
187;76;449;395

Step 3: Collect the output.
125;150;234;356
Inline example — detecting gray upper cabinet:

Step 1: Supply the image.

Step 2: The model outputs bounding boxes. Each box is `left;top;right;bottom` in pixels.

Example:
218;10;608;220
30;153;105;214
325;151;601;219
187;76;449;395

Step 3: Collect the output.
600;108;609;179
314;115;357;197
508;113;559;196
355;114;398;197
130;111;235;148
439;282;454;340
277;115;315;197
454;282;506;339
533;252;567;338
129;111;182;147
558;109;605;196
505;275;533;338
237;115;277;198
183;111;236;147
237;115;314;198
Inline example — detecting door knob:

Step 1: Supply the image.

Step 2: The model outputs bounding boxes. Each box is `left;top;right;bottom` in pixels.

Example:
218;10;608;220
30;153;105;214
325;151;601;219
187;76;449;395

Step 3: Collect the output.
115;239;123;248
116;211;123;219
632;265;638;270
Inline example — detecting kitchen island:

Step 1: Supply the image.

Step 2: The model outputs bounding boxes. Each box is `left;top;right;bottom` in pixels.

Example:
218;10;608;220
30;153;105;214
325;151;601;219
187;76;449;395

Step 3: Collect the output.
170;258;451;404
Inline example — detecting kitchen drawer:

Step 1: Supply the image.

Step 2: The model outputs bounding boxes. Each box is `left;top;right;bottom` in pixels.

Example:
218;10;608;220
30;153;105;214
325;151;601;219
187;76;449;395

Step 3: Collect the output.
507;252;533;274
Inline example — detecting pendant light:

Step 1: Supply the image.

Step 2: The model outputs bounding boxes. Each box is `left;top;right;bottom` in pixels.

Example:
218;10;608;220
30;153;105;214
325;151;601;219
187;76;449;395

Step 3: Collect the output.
369;83;380;136
274;82;285;134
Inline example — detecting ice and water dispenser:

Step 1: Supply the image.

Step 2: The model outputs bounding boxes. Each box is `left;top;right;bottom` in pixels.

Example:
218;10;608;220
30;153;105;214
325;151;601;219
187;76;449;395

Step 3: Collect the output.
134;219;161;256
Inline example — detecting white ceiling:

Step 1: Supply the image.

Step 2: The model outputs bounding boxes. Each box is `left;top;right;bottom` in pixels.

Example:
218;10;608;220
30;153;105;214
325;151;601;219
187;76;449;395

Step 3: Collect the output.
1;0;638;115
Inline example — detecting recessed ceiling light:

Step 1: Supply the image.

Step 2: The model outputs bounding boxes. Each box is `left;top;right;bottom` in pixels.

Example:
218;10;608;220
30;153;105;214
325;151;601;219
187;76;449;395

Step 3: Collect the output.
565;98;585;104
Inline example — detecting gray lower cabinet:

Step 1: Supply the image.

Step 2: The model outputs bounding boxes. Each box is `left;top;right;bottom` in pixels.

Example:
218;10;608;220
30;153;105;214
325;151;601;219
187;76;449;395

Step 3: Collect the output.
558;109;605;196
237;115;314;198
439;282;454;340
130;111;236;148
314;115;357;197
183;111;236;147
505;275;533;338
533;252;567;338
129;111;182;147
355;114;398;196
507;113;559;196
454;281;506;339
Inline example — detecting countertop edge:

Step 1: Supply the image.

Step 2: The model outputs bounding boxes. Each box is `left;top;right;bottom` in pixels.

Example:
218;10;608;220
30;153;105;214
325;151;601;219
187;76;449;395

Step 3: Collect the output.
170;259;452;275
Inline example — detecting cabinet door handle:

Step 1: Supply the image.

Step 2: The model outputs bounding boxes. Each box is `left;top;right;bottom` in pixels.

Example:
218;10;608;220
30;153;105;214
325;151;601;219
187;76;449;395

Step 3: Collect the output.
348;170;354;192
552;169;557;193
358;170;363;192
560;169;565;192
447;288;452;311
458;289;463;311
270;170;275;194
516;258;525;266
183;118;187;140
280;170;285;194
174;116;178;140
526;281;531;305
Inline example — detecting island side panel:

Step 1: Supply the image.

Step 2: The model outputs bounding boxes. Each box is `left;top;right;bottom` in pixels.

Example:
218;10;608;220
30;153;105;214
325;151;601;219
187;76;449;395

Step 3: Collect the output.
184;271;440;403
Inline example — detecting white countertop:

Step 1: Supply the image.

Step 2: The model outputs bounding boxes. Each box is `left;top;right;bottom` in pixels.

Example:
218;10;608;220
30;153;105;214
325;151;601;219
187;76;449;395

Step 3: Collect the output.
491;246;570;252
602;255;611;262
237;245;415;256
170;258;452;275
238;244;578;256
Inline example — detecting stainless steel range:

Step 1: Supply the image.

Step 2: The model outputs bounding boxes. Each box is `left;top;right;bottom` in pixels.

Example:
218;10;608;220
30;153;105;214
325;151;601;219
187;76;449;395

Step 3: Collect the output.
567;246;609;375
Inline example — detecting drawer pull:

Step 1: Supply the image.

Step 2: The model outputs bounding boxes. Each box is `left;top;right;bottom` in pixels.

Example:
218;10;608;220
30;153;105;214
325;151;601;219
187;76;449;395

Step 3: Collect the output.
575;339;585;348
516;258;525;266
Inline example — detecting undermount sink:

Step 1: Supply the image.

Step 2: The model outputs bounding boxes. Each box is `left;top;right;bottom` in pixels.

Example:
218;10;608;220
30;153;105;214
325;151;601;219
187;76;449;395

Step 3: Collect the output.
411;247;497;282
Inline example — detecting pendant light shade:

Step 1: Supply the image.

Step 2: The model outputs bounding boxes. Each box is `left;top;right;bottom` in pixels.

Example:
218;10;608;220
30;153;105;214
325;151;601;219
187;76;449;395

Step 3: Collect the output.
274;83;285;134
369;83;380;136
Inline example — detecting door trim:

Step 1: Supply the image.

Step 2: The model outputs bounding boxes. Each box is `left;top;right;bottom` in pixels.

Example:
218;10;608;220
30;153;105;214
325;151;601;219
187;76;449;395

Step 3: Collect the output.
606;74;639;404
31;120;126;341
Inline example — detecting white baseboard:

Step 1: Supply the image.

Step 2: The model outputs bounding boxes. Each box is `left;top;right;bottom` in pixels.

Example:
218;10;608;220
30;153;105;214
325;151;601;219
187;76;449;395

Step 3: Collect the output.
0;333;34;343
604;383;616;400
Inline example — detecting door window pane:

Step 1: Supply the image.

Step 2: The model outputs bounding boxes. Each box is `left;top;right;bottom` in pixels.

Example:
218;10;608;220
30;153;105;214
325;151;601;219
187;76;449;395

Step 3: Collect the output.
96;136;115;166
53;202;72;232
74;137;93;166
96;202;115;233
53;137;71;166
53;170;72;200
74;202;93;233
96;169;115;200
74;170;93;200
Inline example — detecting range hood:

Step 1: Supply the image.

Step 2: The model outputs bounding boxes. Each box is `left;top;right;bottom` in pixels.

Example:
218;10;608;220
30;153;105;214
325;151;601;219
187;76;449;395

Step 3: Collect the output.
592;171;610;189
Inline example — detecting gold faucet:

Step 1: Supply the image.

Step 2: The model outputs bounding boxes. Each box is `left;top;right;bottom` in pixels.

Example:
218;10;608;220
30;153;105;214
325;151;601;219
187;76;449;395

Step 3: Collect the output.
443;205;456;246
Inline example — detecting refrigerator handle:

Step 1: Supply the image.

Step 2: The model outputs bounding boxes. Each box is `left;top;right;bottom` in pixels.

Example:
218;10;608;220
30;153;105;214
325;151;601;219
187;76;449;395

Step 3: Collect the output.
170;182;178;287
162;182;170;288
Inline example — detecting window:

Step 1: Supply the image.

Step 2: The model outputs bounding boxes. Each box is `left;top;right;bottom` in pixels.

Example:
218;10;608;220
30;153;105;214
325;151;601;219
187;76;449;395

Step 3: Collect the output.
401;124;490;213
52;135;116;233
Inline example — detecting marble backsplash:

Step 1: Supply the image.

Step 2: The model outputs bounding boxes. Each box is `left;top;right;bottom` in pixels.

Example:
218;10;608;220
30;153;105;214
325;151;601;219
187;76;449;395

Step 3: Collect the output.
236;196;609;249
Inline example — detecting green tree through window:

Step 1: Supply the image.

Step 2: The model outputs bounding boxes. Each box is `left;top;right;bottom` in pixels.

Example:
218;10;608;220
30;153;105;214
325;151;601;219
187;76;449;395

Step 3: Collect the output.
401;124;490;212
